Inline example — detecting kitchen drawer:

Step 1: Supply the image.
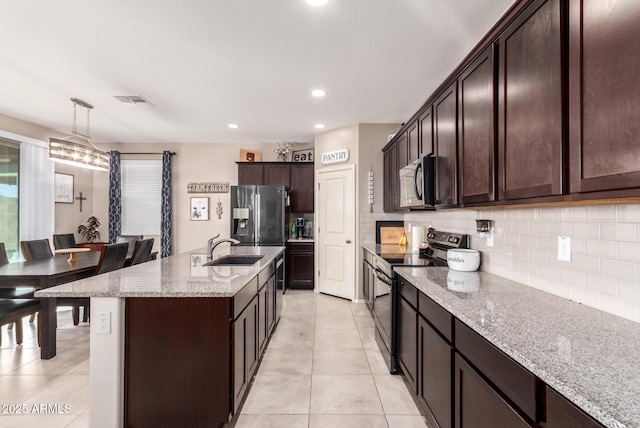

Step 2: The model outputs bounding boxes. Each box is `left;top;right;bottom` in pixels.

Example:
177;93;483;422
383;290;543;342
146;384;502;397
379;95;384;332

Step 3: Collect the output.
418;291;453;342
258;262;275;288
233;276;259;319
454;319;539;422
397;277;418;308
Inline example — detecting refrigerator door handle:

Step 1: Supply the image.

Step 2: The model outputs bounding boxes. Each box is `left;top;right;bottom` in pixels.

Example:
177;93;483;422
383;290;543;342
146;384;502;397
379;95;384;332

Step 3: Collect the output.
255;193;261;244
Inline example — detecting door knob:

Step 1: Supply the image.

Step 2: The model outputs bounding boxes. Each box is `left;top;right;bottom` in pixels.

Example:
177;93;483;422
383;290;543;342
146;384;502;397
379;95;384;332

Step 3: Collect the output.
346;239;351;244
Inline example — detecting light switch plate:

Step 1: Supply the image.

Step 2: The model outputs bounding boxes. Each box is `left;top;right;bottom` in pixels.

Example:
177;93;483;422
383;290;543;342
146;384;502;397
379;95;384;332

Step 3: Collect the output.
558;236;571;262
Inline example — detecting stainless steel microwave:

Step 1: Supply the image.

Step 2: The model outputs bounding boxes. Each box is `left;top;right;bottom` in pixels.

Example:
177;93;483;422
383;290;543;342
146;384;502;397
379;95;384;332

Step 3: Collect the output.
399;155;435;209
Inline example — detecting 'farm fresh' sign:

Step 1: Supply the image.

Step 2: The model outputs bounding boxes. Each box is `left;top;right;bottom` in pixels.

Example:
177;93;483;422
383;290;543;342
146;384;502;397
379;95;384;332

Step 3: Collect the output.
321;149;349;165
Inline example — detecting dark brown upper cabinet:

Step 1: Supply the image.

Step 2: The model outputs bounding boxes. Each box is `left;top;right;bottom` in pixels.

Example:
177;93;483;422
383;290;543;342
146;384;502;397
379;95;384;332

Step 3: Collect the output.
458;46;497;204
497;0;563;201
396;131;409;169
569;0;640;194
289;164;314;213
263;164;289;186
238;163;264;185
419;107;434;156
434;82;459;208
408;121;420;163
383;141;401;212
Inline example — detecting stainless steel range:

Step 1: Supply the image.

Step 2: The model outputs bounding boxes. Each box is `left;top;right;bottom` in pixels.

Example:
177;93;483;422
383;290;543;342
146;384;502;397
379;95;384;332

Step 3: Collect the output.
366;230;469;373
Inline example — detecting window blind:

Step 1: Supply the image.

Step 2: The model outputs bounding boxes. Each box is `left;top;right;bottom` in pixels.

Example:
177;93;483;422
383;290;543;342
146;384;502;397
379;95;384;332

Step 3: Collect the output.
121;159;161;235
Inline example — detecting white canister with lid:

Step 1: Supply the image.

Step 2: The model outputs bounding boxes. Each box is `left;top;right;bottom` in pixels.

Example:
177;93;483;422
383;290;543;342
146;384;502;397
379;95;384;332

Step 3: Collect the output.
447;249;480;272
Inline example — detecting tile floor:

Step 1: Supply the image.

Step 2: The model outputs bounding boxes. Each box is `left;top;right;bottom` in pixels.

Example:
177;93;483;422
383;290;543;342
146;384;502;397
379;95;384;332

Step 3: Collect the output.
234;290;428;428
0;309;90;427
0;291;427;428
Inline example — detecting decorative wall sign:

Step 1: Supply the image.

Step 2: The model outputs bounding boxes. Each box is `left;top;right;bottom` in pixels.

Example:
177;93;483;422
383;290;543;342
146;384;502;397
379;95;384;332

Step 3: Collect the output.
54;173;74;203
321;148;349;165
187;183;229;193
292;149;314;162
190;197;209;221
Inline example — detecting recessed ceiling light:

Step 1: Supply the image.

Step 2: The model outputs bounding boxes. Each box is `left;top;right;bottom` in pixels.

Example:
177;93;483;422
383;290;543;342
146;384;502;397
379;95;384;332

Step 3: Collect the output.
315;124;325;129
228;124;239;129
311;89;326;97
306;0;328;6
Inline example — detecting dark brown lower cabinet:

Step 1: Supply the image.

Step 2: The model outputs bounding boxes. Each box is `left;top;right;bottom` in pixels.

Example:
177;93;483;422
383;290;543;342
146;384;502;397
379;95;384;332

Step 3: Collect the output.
287;241;314;289
418;316;453;428
455;354;531;428
398;295;417;393
544;386;603;428
125;263;280;427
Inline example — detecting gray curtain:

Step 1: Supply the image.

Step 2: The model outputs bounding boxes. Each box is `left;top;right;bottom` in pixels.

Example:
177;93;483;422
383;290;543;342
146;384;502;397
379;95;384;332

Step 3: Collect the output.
108;151;121;243
161;151;172;257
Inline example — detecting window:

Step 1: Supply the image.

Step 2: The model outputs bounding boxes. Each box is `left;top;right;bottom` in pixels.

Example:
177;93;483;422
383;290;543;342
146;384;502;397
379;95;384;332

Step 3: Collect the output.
121;159;162;236
0;138;19;261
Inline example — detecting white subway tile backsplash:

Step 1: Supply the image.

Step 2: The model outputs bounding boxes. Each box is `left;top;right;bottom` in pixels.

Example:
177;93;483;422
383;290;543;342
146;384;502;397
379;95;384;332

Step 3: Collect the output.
617;242;640;262
600;259;636;281
547;221;572;236
600;223;636;242
618;280;640;303
571;254;600;274
585;205;617;221
572;222;600;239
401;202;640;323
585;273;618;296
537;207;560;221
616;204;640;222
585;239;616;259
571;287;600;309
559;268;586;287
560;206;586;221
599;295;636;322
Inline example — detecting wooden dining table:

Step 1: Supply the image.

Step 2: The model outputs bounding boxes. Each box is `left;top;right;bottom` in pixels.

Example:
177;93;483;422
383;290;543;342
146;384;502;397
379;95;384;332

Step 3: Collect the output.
0;252;102;359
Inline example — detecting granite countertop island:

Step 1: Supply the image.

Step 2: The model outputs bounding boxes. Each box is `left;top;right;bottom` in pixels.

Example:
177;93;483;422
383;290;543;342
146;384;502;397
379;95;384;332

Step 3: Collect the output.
393;266;640;428
35;244;285;428
35;245;284;298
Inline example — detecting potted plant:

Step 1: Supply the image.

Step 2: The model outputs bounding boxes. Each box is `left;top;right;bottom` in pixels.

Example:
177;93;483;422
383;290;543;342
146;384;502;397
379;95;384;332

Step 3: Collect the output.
77;216;104;251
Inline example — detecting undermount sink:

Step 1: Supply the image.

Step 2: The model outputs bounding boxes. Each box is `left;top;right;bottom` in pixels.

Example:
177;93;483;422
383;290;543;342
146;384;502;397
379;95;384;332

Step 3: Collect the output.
203;255;264;266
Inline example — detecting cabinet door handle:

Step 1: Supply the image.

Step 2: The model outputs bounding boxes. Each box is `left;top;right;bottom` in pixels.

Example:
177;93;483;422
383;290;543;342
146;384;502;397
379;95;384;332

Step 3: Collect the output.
345;239;351;244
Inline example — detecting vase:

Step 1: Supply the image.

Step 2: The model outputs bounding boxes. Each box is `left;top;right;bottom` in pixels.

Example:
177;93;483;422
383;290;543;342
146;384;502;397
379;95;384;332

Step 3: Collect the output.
277;153;287;162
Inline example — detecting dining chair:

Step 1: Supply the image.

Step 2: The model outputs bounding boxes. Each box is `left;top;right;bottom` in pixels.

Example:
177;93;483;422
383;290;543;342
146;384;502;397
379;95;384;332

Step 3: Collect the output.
0;243;35;299
61;242;130;325
20;239;53;261
52;234;77;250
0;298;40;347
128;238;155;266
116;235;143;258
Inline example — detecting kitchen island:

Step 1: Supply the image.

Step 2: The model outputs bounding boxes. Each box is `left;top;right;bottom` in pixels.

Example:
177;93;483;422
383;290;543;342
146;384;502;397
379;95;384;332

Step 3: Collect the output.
36;245;285;428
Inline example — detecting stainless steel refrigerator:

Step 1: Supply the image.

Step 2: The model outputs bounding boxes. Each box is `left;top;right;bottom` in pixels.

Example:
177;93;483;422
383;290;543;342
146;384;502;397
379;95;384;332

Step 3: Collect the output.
230;185;287;246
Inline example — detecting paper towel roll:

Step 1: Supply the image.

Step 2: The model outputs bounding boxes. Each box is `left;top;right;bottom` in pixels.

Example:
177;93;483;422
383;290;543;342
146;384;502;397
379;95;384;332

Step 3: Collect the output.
411;226;424;252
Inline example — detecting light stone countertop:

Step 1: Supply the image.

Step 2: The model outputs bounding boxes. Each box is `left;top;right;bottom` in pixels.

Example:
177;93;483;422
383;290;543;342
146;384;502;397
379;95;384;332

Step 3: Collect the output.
287;238;314;242
35;246;284;298
393;266;640;428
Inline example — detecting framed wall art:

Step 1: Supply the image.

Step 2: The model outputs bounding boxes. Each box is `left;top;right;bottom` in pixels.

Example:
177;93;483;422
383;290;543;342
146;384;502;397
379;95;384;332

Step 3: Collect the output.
190;197;209;221
54;173;74;203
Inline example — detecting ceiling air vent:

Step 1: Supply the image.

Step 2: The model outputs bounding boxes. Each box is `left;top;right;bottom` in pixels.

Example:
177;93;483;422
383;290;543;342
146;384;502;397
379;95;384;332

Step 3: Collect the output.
113;95;154;107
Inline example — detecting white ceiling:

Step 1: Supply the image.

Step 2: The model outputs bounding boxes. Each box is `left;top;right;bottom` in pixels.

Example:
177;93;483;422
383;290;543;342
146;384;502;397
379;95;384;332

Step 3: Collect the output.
0;0;515;144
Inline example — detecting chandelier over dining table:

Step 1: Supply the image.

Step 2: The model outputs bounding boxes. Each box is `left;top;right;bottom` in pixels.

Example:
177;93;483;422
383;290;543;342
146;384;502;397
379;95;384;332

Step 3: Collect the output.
48;97;110;171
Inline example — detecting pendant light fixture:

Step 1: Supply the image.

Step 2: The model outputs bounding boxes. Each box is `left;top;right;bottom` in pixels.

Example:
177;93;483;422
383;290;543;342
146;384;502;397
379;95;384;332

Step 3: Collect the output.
48;97;109;171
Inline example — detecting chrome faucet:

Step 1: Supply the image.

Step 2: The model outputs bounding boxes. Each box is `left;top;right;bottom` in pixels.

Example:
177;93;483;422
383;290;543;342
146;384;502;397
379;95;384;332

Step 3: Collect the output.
208;235;240;259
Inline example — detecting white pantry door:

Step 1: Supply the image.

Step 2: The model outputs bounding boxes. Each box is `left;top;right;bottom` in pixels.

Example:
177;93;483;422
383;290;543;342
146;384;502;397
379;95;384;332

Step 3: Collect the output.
317;164;355;300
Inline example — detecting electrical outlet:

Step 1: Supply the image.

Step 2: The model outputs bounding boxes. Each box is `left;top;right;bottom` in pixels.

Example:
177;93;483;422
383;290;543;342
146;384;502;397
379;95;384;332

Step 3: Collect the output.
486;229;494;248
558;236;571;262
97;312;111;334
